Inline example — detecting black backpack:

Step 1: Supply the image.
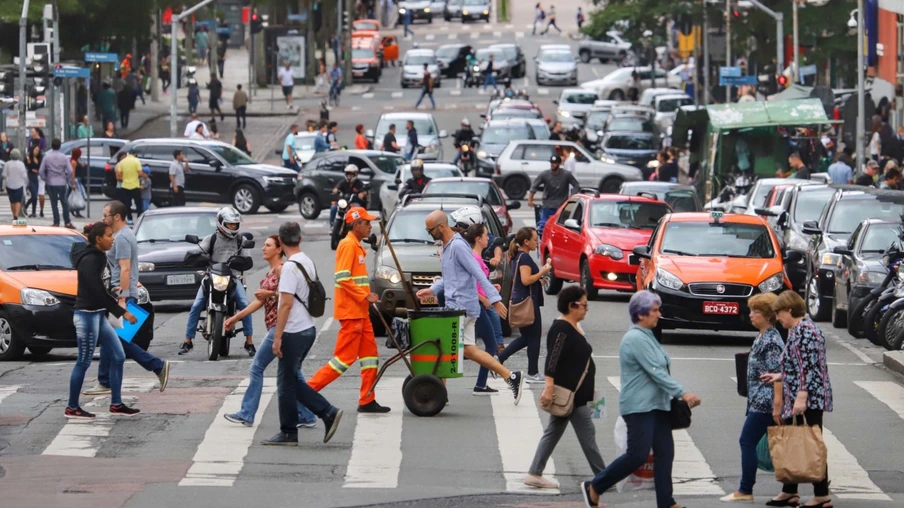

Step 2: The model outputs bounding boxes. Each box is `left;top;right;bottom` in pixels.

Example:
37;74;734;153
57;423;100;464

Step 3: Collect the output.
288;260;328;318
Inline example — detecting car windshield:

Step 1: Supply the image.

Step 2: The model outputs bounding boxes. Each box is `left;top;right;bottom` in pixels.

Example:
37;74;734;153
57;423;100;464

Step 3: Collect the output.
494;46;517;60
0;234;84;271
424;181;502;205
585;110;610;129
663;191;699;213
476;48;506;61
401;165;461;181
590;201;670;229
355;22;379;30
606;134;655;150
750;182;786;208
827;198;904;234
463;0;486;4
861;224;901;253
369;154;406;174
376;118;437;139
657;97;693;113
492;109;540;120
404;54;436;66
482;124;534;144
436;46;460;58
792;188;835;224
135;213;219;243
542;51;574;63
660;222;776;258
295;135;316;151
352;48;374;59
388;209;454;243
208;145;255;165
607;117;654;132
528;122;550;139
563;92;598;105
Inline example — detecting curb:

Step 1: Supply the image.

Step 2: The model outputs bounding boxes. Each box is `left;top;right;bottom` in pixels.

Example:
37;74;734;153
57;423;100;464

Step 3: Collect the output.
883;351;904;377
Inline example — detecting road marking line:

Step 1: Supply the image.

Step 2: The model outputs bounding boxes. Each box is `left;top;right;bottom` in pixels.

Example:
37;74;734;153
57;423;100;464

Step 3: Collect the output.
445;103;458;109
515;31;525;39
505;24;514;29
482;24;493;31
854;381;904;420
592;67;600;78
450;89;462;96
448;33;458;40
525;24;534;30
475;104;484;109
383;105;396;110
351;106;362;111
362;93;375;99
425;34;435;41
319;317;334;334
835;339;875;364
179;378;276;487
521;219;536;227
470;32;479;39
822;427;891;500
391;91;404;98
522;77;529;88
537;88;549;95
593;355;864;366
463;25;472;31
488;377;560;495
344;377;405;488
493;31;502;38
0;385;20;405
43;414;115;457
608;377;724;496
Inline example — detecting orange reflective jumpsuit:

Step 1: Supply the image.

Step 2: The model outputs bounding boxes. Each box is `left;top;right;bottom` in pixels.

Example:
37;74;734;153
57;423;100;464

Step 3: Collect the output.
308;231;379;405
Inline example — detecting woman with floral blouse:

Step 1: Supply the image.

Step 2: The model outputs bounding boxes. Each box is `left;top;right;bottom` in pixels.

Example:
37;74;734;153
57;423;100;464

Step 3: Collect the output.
761;291;833;508
721;293;785;503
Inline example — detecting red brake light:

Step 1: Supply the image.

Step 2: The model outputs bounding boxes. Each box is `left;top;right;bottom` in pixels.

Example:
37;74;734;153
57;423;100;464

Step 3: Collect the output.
104;163;112;172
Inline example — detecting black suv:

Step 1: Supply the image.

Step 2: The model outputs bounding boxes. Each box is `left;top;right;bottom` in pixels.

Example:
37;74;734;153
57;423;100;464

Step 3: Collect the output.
802;186;904;321
103;139;297;214
490;43;527;78
435;44;473;78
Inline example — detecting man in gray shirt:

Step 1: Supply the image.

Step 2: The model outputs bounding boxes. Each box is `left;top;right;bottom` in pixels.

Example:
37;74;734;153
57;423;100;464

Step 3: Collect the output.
38;138;73;228
168;149;189;207
527;154;579;238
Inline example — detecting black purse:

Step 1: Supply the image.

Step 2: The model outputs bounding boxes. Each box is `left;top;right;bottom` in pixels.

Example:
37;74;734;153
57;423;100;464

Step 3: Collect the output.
669;398;692;430
735;352;750;397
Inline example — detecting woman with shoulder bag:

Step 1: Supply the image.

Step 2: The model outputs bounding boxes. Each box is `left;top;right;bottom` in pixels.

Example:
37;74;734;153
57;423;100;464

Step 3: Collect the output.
721;293;785;503
580;290;700;508
526;285;605;490
497;227;550;385
760;291;833;508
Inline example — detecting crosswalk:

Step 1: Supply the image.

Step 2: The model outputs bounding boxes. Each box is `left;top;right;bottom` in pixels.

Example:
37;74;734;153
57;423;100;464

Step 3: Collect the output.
2;366;902;501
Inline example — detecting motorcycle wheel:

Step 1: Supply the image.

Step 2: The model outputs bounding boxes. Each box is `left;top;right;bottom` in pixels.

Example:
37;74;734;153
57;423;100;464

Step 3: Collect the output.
208;310;225;361
878;306;904;351
863;298;884;346
848;295;874;338
331;218;344;251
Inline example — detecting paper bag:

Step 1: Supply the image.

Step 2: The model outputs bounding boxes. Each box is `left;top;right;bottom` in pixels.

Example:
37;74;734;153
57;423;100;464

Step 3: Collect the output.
767;416;827;484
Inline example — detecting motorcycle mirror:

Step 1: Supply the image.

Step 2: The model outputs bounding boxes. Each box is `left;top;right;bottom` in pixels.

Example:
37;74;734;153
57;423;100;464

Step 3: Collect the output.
492;236;505;248
241;239;255;249
242;232;253;241
185;234;200;244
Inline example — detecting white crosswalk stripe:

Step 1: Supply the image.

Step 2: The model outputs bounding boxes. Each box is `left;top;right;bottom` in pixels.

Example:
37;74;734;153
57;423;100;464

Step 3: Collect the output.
344;377;405;488
0;384;20;405
854;381;904;420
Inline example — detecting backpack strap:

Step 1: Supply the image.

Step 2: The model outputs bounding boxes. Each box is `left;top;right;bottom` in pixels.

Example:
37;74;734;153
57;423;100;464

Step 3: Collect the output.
287;260;314;312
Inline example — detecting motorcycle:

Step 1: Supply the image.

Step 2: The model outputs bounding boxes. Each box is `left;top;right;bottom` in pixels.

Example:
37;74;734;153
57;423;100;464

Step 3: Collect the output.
861;230;904;349
848;239;904;340
458;137;479;176
184;233;255;361
705;172;755;211
330;186;370;251
464;64;481;88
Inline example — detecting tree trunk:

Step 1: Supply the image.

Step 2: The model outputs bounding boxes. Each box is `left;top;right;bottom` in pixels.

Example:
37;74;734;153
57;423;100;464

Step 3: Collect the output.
151;10;159;102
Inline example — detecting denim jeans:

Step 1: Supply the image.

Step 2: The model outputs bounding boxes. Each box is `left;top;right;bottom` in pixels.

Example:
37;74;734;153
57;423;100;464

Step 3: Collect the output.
69;311;125;408
739;412;774;494
537;207;557;239
486;305;504;346
484;73;498;90
47;185;70;226
185;283;254;339
474;307;497;389
329;203;338;226
234;328;316;424
590;410;676;508
498;306;542;376
277;327;334;434
414;89;435;109
282;159;300;172
97;339;165;388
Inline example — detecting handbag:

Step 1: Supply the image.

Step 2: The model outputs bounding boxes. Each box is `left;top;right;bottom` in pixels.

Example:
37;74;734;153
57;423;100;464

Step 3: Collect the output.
757;433;775;472
508;253;535;328
541;357;590;417
735;352;749;397
767;415;828;484
669;398;692;429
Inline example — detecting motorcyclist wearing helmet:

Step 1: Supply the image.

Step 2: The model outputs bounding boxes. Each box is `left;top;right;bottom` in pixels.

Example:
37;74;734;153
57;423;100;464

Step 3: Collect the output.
465;51;479;86
399;158;431;198
528;154;580;239
451;205;504;268
330;164;369;226
179;207;256;356
452;118;476;166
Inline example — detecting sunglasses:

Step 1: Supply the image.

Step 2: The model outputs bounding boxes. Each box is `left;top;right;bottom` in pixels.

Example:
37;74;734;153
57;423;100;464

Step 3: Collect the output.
426;224;440;234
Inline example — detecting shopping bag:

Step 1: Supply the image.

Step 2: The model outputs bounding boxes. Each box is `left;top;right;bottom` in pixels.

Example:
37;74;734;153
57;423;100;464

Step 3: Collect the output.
767;415;827;484
589;393;606;419
614;416;655;492
68;182;87;212
385;317;411;350
757;433;774;472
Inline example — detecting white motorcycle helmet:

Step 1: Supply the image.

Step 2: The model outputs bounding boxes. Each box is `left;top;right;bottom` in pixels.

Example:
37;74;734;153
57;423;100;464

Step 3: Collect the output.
216;207;242;239
451;205;483;229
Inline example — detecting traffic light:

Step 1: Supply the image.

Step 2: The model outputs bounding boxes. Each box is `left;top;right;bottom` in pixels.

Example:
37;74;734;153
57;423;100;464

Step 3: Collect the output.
732;10;740;18
251;13;263;34
53;64;63;87
757;65;777;97
342;11;350;32
777;75;788;88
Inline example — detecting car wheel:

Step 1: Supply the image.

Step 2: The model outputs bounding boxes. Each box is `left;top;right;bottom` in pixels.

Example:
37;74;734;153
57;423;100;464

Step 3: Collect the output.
579;50;591;64
231;184;261;214
429;15;433;24
0;310;25;361
27;346;52;358
580;259;599;300
831;298;847;328
502;176;530;200
599;58;608;64
599;177;623;194
266;203;289;213
543;253;563;295
806;274;831;322
609;89;625;101
444;16;451;21
298;191;321;220
848;295;873;338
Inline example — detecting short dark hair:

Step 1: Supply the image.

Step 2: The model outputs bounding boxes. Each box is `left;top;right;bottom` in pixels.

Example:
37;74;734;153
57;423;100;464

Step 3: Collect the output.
173;149;182;159
388;123;396;131
462;223;486;247
887;168;902;181
557;285;587;315
237;84;242;90
278;221;302;247
106;200;128;221
406;120;414;127
51;138;61;150
86;222;111;247
328;121;338;129
789;151;802;160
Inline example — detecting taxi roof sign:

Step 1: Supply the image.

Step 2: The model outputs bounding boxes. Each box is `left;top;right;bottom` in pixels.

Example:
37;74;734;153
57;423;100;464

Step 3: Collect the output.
710;210;724;221
12;219;28;227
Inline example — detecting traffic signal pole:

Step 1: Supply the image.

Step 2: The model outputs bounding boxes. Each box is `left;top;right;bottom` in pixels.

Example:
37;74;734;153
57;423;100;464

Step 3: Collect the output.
17;0;30;151
742;0;784;81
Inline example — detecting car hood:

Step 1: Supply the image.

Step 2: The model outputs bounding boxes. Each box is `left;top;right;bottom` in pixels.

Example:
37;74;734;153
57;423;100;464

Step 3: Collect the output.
479;142;508;157
655;256;782;285
403;64;440;76
603;148;658;158
2;270;76;295
395;133;438;148
479;60;510;70
589;227;653;250
238;163;298;176
377;243;442;273
137;242;197;262
539;62;576;73
859;256;886;272
559;103;594;113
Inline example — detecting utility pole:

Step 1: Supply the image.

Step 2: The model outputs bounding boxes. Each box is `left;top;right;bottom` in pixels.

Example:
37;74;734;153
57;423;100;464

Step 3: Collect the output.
171;0;217;138
724;0;731;102
151;9;160;102
52;0;60;140
18;0;31;152
856;0;865;173
43;4;54;141
792;0;799;83
745;0;784;82
344;0;353;84
703;0;710;105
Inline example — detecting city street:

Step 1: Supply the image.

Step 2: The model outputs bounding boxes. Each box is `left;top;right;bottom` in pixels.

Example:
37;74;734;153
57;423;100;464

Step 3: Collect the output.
1;5;904;508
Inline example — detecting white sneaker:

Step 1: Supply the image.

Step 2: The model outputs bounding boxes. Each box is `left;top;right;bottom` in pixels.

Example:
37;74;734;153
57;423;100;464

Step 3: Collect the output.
525;373;545;384
524;474;559;489
83;383;111;396
719;493;754;503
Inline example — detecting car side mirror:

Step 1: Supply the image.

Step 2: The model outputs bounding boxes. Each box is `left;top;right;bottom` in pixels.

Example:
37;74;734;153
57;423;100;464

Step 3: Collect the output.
367;233;379;251
632;245;652;259
552;100;559;105
505;233;516;248
784;250;804;264
185;234;200;244
832;246;853;256
801;220;821;236
365;129;375;138
754;207;776;217
387;184;398;191
563;218;580;230
506;200;521;210
480;114;487;119
492;236;505;248
439;129;448;138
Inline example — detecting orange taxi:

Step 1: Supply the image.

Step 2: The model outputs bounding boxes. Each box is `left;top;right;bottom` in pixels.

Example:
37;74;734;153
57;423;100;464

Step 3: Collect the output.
0;221;154;361
630;211;798;337
353;19;382;32
351;32;383;82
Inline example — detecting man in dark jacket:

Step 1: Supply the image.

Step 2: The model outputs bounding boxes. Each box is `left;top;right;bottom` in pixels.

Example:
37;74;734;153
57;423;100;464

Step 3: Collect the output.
208;75;224;122
452;119;475;165
116;86;136;129
399;159;431;197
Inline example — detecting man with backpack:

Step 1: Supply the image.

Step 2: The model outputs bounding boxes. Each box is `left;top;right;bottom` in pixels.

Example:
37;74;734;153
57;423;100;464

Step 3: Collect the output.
414;63;436;110
533;3;545;36
307;207;391;414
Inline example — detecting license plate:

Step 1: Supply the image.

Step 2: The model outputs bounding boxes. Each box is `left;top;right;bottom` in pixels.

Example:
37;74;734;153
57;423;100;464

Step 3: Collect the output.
167;274;195;285
353;71;364;76
420;296;438;306
703;301;739;315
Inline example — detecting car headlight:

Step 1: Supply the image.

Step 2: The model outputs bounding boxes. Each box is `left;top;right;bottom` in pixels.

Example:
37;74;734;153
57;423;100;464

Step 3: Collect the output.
211;274;231;291
558;109;571;117
483;9;489;14
788;231;809;251
594;243;624;260
758;272;785;293
424;7;430;12
478;150;488;158
138;262;155;272
20;288;60;306
821;252;842;267
655;268;683;291
375;265;402;284
857;271;886;285
600;156;616;164
462;9;469;14
399;8;407;13
136;285;150;305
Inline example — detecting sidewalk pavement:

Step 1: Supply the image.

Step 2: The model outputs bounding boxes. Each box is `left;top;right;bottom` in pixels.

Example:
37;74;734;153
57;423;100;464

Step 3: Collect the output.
885;351;904;377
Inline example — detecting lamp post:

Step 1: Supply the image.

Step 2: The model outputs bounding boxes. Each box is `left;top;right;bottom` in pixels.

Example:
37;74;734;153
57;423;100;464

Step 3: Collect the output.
849;5;864;172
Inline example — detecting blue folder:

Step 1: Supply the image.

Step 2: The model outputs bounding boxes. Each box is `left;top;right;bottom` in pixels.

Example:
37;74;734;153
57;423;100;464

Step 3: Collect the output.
115;302;150;343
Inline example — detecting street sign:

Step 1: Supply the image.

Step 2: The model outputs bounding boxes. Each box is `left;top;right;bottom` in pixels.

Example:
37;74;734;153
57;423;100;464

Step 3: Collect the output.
799;64;817;77
287;13;307;22
53;66;90;78
719;66;742;78
719;75;758;86
84;52;118;63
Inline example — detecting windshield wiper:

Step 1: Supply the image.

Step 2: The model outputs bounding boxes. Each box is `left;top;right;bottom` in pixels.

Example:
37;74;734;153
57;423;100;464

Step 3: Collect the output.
389;238;434;244
661;249;698;256
592;222;626;228
137;239;176;244
6;264;72;271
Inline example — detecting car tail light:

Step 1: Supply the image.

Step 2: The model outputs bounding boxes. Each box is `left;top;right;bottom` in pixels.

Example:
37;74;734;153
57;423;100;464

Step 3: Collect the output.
105;163;112;172
495;162;501;175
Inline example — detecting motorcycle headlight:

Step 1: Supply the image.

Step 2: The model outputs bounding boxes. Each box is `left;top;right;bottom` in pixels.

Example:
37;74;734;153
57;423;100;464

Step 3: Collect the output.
788;231;809;251
821;253;843;267
211;274;231;292
472;65;480;72
136;285;150;305
857;271;886;285
655;268;683;291
375;265;402;285
558;109;571;118
399;8;407;13
758;272;785;293
187;66;196;73
462;145;470;152
594;243;624;260
20;288;60;306
462;9;469;15
338;198;348;208
138;262;155;272
478;150;487;158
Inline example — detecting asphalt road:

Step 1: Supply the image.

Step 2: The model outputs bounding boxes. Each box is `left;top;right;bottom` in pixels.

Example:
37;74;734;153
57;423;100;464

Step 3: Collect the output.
2;11;904;508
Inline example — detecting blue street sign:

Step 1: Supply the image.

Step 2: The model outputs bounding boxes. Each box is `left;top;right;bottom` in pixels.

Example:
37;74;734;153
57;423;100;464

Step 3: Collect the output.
799;64;817;77
719;66;742;78
719;75;758;86
54;66;90;78
287;13;307;22
84;52;118;63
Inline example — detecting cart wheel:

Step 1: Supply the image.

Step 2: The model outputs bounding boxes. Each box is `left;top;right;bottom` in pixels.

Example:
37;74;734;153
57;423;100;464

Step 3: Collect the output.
402;374;447;417
403;374;413;393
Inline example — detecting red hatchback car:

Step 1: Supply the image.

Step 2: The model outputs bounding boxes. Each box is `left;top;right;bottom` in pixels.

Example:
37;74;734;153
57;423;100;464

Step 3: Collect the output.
422;177;521;234
540;192;672;298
